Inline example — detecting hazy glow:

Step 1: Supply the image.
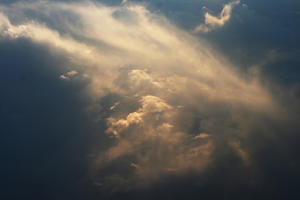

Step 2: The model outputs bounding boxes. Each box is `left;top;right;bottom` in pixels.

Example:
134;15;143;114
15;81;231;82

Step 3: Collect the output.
0;0;279;187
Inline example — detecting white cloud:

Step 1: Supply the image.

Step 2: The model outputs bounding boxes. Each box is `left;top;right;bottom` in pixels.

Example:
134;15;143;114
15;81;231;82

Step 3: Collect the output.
194;0;240;33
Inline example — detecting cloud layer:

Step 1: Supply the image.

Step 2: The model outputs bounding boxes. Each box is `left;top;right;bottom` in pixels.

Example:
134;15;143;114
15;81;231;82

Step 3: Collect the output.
0;0;284;191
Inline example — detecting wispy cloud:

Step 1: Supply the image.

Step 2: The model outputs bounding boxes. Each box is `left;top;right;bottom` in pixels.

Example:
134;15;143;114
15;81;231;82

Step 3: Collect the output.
194;0;240;33
0;0;279;189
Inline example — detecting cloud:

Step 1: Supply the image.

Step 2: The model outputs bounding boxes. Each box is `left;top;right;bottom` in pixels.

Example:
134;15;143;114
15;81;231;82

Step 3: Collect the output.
194;0;240;33
101;95;213;185
60;70;78;80
0;0;280;189
194;133;210;139
229;139;251;166
0;0;272;112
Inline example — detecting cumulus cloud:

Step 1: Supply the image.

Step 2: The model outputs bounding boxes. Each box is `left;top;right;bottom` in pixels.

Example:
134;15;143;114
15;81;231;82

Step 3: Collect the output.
101;95;213;185
0;0;279;189
194;0;240;33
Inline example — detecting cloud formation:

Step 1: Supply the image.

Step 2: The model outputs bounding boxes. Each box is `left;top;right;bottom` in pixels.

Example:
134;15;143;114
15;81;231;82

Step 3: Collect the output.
60;70;78;80
0;0;280;189
0;0;270;109
102;95;213;185
194;0;240;33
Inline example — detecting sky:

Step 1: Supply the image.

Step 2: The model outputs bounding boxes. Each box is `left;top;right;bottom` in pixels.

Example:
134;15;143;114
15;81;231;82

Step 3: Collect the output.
1;0;300;199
